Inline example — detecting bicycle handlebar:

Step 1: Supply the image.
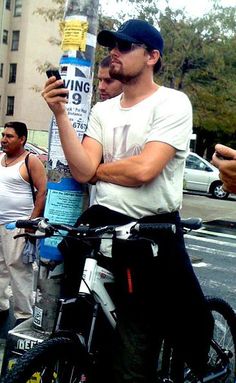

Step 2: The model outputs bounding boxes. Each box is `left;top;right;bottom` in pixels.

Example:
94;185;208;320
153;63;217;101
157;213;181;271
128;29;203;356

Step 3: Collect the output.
14;216;202;241
132;222;176;235
14;218;177;240
15;218;43;230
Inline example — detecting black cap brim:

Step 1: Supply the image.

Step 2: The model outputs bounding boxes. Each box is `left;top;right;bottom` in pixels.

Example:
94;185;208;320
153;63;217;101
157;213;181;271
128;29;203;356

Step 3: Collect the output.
97;30;141;47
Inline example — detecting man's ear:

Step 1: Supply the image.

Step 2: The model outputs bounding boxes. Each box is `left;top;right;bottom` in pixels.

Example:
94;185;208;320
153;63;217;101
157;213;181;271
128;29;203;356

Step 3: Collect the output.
148;50;160;65
20;135;27;146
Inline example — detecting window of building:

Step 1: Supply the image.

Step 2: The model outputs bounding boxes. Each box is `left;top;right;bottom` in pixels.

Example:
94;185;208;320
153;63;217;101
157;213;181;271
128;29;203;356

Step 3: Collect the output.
0;64;3;77
3;30;8;44
5;0;11;10
9;64;17;83
14;0;22;16
11;31;20;50
6;96;15;115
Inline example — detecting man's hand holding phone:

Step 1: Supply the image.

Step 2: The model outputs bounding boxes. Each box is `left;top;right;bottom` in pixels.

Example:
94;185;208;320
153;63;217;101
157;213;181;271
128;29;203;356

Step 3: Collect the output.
46;69;68;98
42;68;69;114
213;144;236;163
212;144;236;194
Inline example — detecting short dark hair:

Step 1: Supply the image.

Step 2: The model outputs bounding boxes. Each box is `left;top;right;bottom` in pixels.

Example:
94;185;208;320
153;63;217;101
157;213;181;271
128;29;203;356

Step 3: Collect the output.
100;55;111;68
4;121;28;144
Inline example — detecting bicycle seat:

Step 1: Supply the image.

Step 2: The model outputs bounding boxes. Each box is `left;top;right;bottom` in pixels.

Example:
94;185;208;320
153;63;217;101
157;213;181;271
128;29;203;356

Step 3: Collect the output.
181;217;202;230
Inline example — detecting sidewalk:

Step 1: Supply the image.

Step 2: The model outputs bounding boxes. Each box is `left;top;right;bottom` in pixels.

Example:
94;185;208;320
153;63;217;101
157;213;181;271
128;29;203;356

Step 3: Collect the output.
0;294;15;375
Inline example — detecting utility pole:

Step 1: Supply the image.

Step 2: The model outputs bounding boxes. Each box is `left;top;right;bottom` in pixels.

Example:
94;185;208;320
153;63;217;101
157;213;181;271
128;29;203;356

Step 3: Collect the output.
34;0;100;333
1;2;100;373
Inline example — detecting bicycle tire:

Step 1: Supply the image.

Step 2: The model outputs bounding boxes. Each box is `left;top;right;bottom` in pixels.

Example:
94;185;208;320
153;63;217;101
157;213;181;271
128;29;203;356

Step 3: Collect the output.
184;296;236;382
0;336;92;383
206;296;236;382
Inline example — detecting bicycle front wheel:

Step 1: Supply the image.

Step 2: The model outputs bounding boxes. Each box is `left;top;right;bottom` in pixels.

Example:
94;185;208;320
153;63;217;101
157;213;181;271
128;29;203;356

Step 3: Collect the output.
207;296;236;382
0;336;92;383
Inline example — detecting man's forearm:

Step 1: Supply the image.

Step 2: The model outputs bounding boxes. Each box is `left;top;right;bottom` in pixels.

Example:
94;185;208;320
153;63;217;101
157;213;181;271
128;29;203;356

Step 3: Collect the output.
55;113;100;182
96;157;157;187
30;193;46;218
95;162;139;186
95;141;175;186
53;113;92;182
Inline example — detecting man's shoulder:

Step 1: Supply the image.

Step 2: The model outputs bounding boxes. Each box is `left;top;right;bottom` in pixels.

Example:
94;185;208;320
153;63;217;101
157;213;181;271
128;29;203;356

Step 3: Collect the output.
158;86;190;101
25;152;37;161
156;86;192;111
25;152;44;168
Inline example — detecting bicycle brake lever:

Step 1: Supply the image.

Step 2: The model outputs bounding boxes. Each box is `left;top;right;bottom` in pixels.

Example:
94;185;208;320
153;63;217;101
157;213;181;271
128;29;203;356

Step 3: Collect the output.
13;231;48;239
13;233;30;239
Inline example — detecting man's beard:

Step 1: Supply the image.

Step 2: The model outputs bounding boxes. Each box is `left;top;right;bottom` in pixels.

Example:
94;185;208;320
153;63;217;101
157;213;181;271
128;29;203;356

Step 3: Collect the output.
109;67;140;84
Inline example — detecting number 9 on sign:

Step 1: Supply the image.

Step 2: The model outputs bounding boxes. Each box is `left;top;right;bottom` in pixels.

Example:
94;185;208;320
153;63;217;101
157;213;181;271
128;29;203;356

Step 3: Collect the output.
72;92;81;105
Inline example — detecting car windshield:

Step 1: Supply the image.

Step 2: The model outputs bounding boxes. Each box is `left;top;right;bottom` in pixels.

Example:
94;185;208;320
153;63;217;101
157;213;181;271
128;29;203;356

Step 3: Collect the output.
186;154;211;171
25;143;47;154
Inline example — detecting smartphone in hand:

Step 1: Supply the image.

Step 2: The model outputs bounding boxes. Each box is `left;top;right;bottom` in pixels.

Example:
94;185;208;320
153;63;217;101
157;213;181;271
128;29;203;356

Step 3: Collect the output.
46;69;67;98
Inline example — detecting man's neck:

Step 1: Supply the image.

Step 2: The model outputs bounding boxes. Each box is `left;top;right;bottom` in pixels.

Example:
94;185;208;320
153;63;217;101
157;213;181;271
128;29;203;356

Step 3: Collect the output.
121;81;159;108
5;148;25;159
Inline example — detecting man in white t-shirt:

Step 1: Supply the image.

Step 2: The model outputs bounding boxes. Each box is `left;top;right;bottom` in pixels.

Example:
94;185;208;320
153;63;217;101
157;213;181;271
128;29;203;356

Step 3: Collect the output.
42;19;213;383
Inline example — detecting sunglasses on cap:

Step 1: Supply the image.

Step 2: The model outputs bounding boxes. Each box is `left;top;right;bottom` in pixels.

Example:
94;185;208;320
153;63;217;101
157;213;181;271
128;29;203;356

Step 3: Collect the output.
108;40;148;53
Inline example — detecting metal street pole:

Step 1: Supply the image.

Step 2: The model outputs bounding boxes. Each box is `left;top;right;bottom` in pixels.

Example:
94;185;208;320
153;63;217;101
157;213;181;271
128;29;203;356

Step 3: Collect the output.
33;0;100;333
1;2;100;374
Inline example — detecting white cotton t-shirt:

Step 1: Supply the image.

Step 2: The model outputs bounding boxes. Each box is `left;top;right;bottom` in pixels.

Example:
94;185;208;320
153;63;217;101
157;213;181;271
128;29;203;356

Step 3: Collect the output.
86;86;192;219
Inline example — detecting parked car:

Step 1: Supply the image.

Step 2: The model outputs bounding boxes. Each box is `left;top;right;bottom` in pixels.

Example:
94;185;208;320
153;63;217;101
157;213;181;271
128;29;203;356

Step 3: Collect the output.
184;152;229;200
0;142;48;164
24;142;48;164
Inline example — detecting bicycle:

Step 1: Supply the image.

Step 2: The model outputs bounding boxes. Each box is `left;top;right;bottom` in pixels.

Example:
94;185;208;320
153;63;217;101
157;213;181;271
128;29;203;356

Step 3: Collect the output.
1;216;235;383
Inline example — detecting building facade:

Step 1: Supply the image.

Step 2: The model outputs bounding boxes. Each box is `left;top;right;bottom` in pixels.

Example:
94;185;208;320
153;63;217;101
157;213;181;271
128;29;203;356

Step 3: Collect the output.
0;0;62;137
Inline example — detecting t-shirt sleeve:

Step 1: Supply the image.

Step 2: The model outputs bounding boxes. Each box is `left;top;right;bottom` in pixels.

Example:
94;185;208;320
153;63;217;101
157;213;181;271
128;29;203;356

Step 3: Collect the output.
146;91;192;151
85;103;103;144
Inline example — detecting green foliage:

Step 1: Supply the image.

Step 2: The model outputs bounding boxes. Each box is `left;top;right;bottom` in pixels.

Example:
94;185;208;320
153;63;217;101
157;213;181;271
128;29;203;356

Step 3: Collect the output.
34;0;65;21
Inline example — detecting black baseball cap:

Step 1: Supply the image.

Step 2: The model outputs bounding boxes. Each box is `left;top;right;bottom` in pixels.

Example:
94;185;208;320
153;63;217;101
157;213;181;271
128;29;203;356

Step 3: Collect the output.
97;19;164;56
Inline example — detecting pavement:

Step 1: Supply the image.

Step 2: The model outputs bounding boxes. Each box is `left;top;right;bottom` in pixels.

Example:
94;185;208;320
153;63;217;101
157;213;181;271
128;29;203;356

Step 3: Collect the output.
181;192;236;222
0;285;21;375
0;304;15;375
0;267;39;375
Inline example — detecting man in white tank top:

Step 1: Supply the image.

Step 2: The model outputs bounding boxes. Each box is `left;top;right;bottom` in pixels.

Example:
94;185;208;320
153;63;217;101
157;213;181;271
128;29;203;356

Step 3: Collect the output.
0;121;47;328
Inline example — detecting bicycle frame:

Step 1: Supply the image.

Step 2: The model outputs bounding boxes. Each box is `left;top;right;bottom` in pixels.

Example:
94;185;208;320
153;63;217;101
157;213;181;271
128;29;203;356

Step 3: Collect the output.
5;217;235;383
52;250;117;357
79;256;117;328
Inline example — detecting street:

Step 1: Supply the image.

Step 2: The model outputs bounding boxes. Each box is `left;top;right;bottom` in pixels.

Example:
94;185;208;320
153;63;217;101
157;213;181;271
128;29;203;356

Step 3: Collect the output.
181;192;236;311
181;191;236;221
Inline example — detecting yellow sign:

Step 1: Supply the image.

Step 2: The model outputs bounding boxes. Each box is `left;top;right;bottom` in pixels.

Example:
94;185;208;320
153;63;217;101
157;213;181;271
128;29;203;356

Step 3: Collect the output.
61;20;88;51
8;359;57;382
